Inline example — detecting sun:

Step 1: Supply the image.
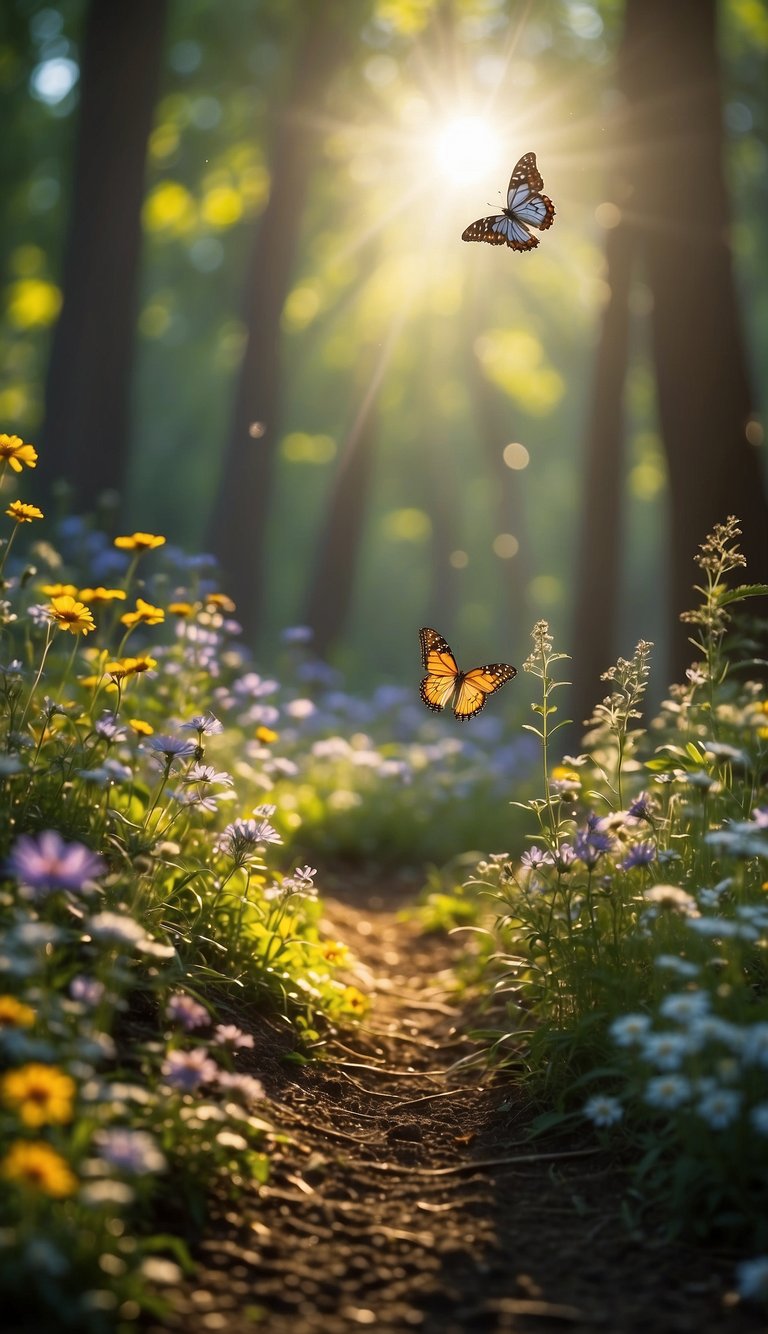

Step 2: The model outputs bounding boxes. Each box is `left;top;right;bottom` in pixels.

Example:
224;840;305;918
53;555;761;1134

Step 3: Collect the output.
433;114;503;185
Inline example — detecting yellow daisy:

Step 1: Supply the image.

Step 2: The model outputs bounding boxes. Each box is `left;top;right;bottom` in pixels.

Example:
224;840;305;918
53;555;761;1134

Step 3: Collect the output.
39;583;78;598
77;586;127;604
0;996;35;1028
120;598;165;628
129;718;154;736
2;1063;75;1127
0;434;38;472
49;595;96;636
1;1141;76;1197
113;532;166;552
6;500;44;524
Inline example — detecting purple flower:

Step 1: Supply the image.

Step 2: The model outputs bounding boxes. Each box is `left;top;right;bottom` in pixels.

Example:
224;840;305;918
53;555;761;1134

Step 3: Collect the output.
216;1071;266;1103
214;1024;254;1050
574;828;614;869
161;1048;218;1092
70;976;106;1006
618;841;657;871
554;843;577;872
628;792;658;822
146;735;197;763
7;830;105;897
95;1129;166;1174
166;994;209;1031
520;847;553;870
752;806;768;828
180;712;223;737
95;713;126;742
215;816;282;864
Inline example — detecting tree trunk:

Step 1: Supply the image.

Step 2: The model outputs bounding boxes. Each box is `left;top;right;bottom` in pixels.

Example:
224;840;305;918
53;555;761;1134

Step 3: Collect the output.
624;0;767;677
41;0;167;508
207;13;348;643
571;221;635;733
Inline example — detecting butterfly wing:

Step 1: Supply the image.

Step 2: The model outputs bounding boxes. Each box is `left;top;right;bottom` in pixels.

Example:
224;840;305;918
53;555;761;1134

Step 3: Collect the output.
453;664;517;721
506;151;556;232
462;214;538;250
461;215;510;246
419;627;460;713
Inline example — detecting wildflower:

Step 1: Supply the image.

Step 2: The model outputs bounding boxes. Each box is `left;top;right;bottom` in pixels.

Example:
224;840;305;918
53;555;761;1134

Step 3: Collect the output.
120;597;165;628
168;601;195;617
39;582;78;598
127;652;157;674
696;1087;741;1130
549;766;581;796
166;994;209;1031
659;991;710;1023
204;592;236;613
574;828;613;868
520;846;553;871
618;841;656;872
342;986;368;1015
321;941;349;966
161;1048;218;1092
180;711;223;736
146;734;197;762
627;791;658;822
750;1104;768;1136
88;912;146;949
643;884;699;916
736;1256;768;1303
95;1129;166;1174
642;1032;690;1070
216;816;282;864
743;1024;768;1068
583;1095;623;1128
113;531;166;552
5;500;44;523
129;718;154;736
285;698;315;719
81;1179;134;1206
77;586;126;603
0;995;35;1028
752;806;768;829
1;1141;76;1197
214;1024;254;1049
184;763;233;787
0;433;38;471
49;594;95;635
553;843;577;872
217;1072;266;1102
7;830;105;895
282;625;313;644
255;725;278;744
654;955;699;979
2;1063;75;1126
95;712;126;742
69;976;105;1006
644;1074;691;1110
609;1013;652;1047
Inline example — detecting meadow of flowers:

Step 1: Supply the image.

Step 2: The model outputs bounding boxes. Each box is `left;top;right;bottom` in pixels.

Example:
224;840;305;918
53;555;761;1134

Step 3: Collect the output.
470;518;768;1299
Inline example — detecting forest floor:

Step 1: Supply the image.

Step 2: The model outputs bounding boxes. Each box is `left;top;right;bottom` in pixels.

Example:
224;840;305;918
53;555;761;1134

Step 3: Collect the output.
148;869;766;1334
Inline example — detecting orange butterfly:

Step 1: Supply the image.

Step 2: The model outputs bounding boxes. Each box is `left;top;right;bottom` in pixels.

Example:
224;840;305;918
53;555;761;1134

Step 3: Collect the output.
419;627;517;722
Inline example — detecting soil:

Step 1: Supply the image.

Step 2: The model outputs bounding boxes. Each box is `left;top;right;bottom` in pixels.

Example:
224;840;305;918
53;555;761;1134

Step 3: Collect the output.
148;869;766;1334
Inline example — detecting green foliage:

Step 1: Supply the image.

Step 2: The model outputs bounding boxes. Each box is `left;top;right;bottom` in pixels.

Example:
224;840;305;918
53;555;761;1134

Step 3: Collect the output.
472;518;768;1254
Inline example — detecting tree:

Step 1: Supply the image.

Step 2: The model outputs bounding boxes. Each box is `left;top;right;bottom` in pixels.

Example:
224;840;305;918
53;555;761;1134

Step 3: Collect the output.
207;7;352;641
572;0;767;731
41;0;167;508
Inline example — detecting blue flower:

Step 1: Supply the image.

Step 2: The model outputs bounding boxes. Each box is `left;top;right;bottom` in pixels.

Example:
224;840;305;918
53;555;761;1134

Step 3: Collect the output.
7;830;105;897
618;841;656;871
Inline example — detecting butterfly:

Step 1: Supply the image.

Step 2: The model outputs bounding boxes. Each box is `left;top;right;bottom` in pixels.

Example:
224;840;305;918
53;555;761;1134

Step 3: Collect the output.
461;151;555;251
419;627;517;721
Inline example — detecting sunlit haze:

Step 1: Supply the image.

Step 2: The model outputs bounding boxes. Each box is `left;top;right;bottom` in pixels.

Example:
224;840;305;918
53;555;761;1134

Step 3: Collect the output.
433;114;503;185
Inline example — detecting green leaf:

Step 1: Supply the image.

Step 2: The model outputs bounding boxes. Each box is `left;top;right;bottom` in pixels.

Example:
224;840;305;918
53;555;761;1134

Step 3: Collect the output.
719;582;768;606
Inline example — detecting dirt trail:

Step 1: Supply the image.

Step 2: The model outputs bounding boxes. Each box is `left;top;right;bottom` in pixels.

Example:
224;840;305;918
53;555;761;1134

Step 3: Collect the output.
150;871;764;1334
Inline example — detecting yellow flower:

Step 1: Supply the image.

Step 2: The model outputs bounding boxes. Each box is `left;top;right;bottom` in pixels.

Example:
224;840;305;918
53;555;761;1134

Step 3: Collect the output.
39;582;78;598
321;942;348;967
1;1141;76;1198
205;592;236;613
129;718;154;736
77;586;127;604
255;726;278;744
129;653;157;674
0;434;38;471
341;986;368;1016
49;594;95;636
105;657;138;681
6;500;44;523
0;995;35;1028
168;601;195;617
2;1063;75;1127
114;532;166;552
120;597;165;628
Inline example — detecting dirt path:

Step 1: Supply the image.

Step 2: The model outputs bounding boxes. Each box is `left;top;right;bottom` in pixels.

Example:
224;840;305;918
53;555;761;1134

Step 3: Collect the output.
150;872;764;1334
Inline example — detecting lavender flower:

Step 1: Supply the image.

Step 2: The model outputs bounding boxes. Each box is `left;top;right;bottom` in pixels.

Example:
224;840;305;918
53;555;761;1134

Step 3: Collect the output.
95;1129;166;1174
214;1024;255;1050
95;713;127;742
7;831;105;897
166;994;209;1031
520;847;553;871
146;735;197;763
180;711;223;737
161;1048;218;1092
216;1071;266;1103
618;841;657;872
216;816;282;864
70;976;106;1006
628;791;658;822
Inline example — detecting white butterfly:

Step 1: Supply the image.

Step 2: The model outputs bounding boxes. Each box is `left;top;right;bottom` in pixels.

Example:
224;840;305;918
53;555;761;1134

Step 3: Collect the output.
462;151;555;251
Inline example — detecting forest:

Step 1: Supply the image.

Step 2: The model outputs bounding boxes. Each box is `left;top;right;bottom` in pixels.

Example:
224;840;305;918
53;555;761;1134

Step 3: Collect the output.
1;1;768;1331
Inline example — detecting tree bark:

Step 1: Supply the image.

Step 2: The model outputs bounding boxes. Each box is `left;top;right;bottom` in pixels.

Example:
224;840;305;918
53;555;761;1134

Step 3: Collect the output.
207;12;348;643
41;0;167;508
624;0;767;677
